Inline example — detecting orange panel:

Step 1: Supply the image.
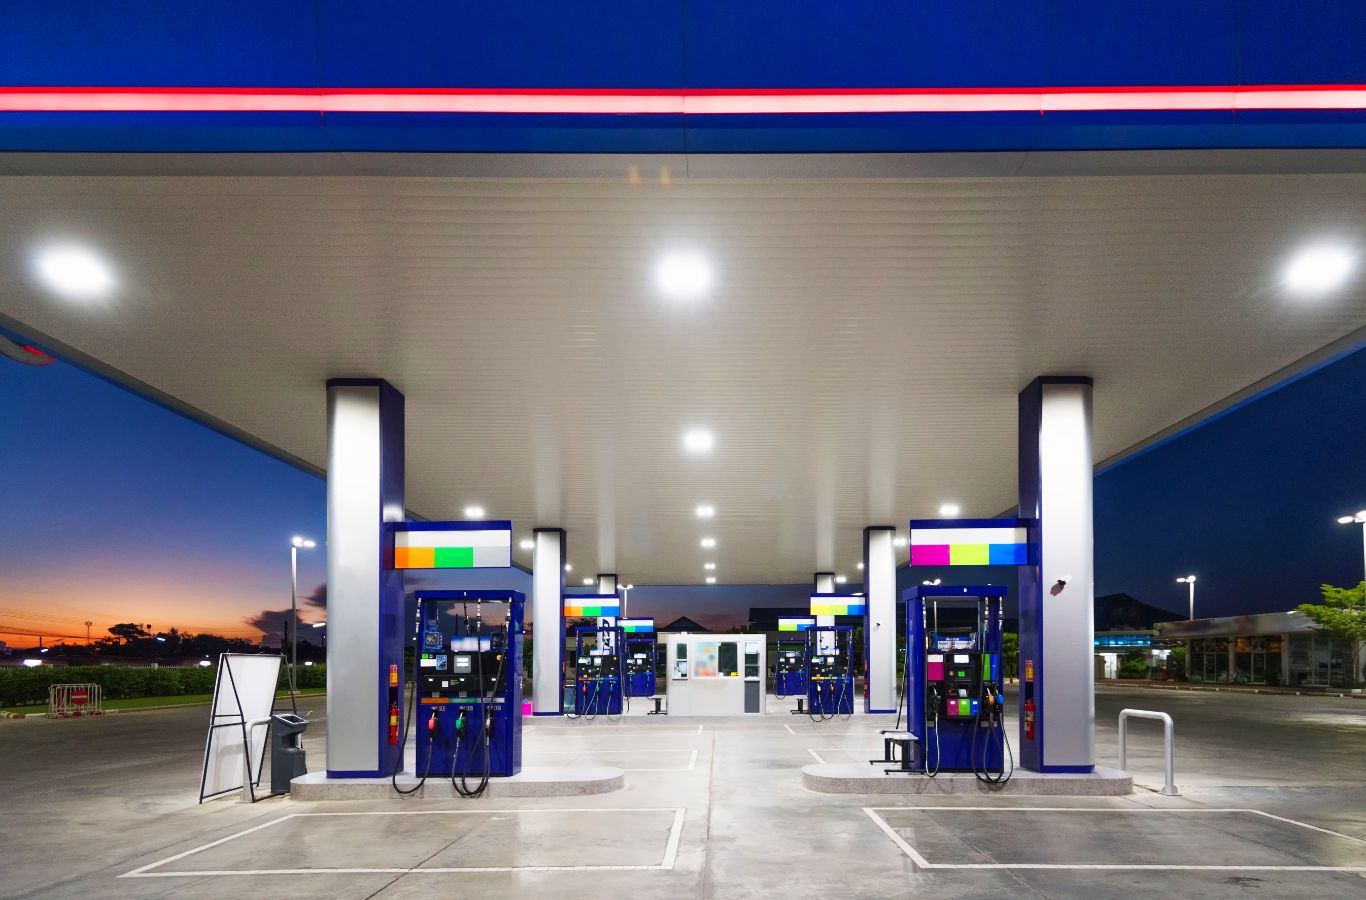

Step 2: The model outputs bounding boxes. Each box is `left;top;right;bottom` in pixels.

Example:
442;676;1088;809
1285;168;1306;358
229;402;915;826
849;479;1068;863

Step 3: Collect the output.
394;546;435;569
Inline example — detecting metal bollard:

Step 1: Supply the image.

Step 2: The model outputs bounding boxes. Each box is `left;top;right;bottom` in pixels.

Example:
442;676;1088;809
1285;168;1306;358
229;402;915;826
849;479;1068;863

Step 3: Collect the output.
1118;708;1179;796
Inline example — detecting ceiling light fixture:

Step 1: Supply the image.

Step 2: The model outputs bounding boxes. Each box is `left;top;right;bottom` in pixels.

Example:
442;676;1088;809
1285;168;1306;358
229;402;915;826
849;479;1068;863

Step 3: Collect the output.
520;538;535;550
705;576;717;584
704;562;716;570
834;575;848;584
582;577;593;585
683;428;715;454
892;536;908;548
463;505;485;518
700;537;716;548
695;504;715;518
34;245;115;301
856;562;864;570
564;564;573;573
656;251;713;300
939;502;961;517
1284;244;1355;294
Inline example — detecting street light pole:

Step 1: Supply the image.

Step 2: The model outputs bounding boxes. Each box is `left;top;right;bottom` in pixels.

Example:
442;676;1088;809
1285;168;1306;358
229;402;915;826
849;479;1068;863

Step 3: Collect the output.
289;536;317;692
1335;510;1366;608
1177;575;1197;621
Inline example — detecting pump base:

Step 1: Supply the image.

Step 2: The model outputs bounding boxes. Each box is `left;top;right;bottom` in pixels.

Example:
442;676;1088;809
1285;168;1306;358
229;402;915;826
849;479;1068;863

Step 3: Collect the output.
801;763;1132;795
291;765;625;801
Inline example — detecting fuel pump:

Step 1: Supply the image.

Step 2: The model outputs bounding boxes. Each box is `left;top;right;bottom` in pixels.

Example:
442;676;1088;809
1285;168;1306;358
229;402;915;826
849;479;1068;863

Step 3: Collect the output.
573;625;625;718
903;585;1011;784
804;625;854;719
391;590;524;798
774;637;807;698
623;636;658;698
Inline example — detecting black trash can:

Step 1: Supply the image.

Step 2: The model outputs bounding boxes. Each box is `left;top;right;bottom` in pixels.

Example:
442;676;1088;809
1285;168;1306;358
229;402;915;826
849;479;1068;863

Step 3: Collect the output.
270;713;309;794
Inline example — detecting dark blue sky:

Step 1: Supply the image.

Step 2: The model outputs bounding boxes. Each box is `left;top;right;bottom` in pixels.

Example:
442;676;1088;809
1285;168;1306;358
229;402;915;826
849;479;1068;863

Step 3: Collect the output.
2;340;1363;646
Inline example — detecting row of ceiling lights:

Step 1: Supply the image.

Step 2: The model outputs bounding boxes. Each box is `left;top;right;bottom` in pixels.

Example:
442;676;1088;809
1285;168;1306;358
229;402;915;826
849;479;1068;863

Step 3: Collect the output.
30;242;1358;307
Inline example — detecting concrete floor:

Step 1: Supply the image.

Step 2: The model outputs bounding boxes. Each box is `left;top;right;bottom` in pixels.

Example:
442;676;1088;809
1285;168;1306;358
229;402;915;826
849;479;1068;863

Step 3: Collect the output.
3;685;1366;898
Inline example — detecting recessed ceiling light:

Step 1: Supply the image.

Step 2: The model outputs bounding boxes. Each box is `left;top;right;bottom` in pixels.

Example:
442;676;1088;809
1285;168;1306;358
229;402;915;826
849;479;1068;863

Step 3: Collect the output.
695;504;715;519
704;562;716;570
520;538;535;550
463;505;485;518
834;575;848;584
856;562;864;570
892;536;908;548
582;577;593;585
700;537;716;548
656;252;713;300
1284;244;1355;294
34;245;114;301
564;564;573;573
683;428;715;454
939;503;961;517
705;576;717;584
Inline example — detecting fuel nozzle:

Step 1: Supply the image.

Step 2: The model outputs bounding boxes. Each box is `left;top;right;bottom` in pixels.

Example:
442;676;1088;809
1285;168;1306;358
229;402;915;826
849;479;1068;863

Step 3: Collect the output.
427;711;439;733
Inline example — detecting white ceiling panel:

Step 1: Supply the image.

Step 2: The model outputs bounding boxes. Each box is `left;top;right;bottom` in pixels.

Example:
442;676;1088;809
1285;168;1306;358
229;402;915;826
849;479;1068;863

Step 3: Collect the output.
1;172;1363;584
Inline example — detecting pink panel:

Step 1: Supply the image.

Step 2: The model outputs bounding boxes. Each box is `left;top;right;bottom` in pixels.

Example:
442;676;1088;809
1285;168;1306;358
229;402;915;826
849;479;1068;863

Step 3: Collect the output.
910;544;950;566
927;660;945;681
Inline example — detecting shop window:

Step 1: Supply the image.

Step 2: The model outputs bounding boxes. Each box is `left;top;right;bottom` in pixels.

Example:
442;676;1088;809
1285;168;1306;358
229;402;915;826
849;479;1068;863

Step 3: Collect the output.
718;642;739;677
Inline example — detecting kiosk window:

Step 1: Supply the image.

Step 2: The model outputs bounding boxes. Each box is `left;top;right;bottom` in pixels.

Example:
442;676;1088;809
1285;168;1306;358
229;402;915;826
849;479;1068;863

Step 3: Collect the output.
718;642;739;677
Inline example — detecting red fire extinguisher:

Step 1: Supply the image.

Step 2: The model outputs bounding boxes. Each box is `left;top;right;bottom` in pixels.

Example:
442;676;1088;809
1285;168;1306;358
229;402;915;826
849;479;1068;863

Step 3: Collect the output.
1023;697;1035;741
388;700;400;745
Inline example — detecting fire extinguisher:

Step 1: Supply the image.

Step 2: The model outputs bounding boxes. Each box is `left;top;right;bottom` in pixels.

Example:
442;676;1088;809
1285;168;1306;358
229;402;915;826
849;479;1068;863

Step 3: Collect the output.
388;700;400;745
1023;697;1035;741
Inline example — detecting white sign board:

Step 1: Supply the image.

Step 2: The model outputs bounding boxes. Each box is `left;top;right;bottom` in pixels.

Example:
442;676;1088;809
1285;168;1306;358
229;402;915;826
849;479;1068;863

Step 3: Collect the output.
199;653;283;802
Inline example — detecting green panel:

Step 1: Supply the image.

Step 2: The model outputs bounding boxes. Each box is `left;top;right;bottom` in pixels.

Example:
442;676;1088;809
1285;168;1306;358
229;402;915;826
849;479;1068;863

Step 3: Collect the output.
433;546;474;568
949;543;989;566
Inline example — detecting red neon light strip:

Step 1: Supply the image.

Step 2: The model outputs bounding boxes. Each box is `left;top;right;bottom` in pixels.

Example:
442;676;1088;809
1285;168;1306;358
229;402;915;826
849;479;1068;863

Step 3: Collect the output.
0;84;1362;115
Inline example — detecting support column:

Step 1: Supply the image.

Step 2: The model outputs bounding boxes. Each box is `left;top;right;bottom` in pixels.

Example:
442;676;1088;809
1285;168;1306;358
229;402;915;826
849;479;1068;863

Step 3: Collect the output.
1018;376;1094;773
596;573;618;594
325;378;405;778
532;528;566;715
814;572;835;594
863;526;897;713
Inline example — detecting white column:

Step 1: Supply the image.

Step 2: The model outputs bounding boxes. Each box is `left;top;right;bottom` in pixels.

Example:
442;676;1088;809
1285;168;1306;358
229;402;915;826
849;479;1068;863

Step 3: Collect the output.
863;526;897;713
532;528;566;715
1018;376;1095;772
814;572;835;594
325;379;405;777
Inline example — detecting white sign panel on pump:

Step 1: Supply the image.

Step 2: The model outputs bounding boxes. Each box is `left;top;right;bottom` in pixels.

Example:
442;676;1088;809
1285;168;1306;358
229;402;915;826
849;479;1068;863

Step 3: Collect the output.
199;653;283;802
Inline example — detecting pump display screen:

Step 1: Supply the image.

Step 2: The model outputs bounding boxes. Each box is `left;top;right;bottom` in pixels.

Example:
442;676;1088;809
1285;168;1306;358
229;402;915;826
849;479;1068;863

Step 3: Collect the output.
451;655;472;674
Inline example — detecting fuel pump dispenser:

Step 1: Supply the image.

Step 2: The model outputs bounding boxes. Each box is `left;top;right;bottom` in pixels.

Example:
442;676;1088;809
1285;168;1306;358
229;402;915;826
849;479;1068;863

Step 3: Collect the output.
624;637;657;698
620;618;657;699
573;625;625;718
392;590;524;798
774;637;807;698
903;585;1011;784
805;625;854;719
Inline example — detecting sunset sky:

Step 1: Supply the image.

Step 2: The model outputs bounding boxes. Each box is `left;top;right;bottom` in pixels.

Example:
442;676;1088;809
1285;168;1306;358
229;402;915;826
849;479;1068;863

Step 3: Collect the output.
3;341;1365;649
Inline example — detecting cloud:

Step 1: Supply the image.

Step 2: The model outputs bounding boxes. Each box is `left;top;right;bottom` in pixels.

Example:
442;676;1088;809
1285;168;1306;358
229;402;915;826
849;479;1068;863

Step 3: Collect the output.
303;583;326;611
244;608;314;646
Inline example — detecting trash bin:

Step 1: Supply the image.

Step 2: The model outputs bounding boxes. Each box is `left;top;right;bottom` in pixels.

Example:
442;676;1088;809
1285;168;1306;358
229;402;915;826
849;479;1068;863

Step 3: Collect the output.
270;713;309;794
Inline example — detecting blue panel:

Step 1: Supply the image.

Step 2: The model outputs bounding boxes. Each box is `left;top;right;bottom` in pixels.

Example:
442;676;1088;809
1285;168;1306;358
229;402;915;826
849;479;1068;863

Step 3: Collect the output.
687;0;1045;88
317;0;685;88
0;1;317;86
0;113;337;153
1241;1;1366;85
1044;0;1238;87
988;544;1029;566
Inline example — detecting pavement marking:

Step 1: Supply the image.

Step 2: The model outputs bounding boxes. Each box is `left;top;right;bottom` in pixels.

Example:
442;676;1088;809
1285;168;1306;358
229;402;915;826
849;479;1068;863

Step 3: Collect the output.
524;748;699;771
806;749;827;765
862;806;1366;871
122;807;688;877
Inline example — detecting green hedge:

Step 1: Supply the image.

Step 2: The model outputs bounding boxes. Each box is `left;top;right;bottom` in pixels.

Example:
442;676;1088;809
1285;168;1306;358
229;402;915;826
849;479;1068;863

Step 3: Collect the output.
0;662;326;707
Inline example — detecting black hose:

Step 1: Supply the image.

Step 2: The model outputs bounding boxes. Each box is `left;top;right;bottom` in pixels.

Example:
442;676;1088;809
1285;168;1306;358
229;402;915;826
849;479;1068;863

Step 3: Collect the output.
390;678;429;796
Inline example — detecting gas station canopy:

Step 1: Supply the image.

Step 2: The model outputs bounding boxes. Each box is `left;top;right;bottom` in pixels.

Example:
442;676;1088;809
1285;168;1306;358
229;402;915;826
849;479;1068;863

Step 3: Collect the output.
3;167;1363;583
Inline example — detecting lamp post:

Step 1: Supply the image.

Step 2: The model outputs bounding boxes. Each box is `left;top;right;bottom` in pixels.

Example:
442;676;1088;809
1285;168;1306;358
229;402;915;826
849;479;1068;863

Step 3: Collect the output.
621;584;635;616
1176;575;1197;621
1335;511;1366;603
290;536;317;691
